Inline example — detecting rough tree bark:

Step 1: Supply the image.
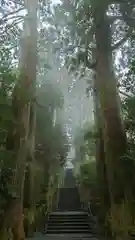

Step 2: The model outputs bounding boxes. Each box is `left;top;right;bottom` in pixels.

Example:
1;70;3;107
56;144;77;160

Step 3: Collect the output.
92;1;132;205
92;69;110;229
91;3;134;238
0;1;38;239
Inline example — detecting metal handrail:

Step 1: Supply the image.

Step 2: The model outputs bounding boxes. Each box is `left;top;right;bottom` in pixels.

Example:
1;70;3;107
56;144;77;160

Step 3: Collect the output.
44;211;50;233
87;200;100;237
88;201;93;217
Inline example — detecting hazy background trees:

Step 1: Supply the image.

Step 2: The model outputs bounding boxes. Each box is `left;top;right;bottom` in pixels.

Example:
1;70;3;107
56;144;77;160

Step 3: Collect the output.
0;0;135;239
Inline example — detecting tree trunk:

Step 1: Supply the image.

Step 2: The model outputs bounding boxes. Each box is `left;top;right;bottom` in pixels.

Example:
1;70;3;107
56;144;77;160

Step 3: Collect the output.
1;1;38;239
92;3;134;238
0;198;25;240
24;102;37;237
13;0;38;198
23;163;35;237
92;2;131;205
92;68;110;232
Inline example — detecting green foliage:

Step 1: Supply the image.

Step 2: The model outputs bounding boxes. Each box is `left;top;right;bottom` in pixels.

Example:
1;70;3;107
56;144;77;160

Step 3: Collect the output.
77;161;97;186
73;124;96;167
0;48;18;183
121;42;135;159
106;199;135;239
24;208;35;225
121;40;135;95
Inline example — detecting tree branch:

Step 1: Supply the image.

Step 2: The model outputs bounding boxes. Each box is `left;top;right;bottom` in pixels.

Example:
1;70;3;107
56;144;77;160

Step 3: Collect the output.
35;99;47;109
119;2;135;30
85;60;97;69
108;15;123;23
112;0;135;4
0;7;24;25
119;90;133;98
11;0;24;7
111;28;134;51
111;35;129;51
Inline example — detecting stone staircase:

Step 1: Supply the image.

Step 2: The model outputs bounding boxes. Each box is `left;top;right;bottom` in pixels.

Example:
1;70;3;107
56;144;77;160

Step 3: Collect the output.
58;187;81;211
45;211;97;237
44;169;99;239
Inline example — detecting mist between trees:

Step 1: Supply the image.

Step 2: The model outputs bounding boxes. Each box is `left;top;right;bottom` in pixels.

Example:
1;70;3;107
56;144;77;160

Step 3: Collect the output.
0;0;135;239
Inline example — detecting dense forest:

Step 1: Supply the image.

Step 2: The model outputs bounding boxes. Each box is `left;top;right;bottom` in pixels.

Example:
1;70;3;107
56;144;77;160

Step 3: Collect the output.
0;0;135;239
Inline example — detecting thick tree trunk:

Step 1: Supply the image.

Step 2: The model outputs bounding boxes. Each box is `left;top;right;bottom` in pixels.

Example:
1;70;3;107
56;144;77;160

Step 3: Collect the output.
23;163;35;237
24;103;37;237
92;3;131;204
13;104;31;202
92;3;134;239
0;198;25;240
92;69;110;231
1;1;38;239
13;0;38;197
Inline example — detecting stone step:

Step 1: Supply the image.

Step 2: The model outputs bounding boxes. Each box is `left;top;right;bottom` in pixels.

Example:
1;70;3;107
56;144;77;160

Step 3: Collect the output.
49;214;89;219
45;233;97;238
49;216;88;219
48;222;91;226
49;216;89;219
48;221;94;225
50;214;88;217
49;215;89;218
46;229;93;234
47;225;91;229
51;211;87;215
48;219;90;224
48;222;95;228
46;209;96;236
58;186;81;211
